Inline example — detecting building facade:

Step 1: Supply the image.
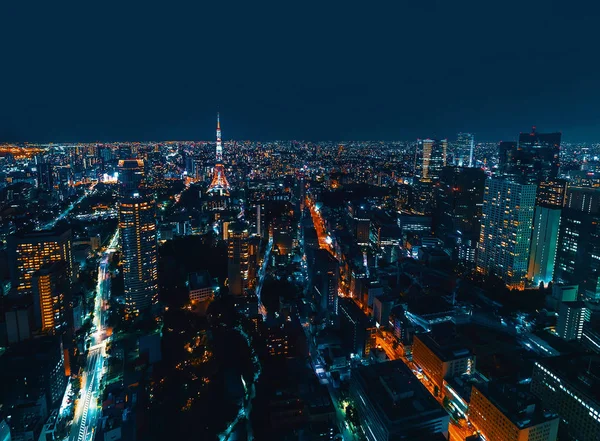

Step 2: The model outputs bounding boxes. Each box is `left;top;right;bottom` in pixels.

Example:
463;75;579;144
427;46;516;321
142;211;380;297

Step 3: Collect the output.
119;196;158;314
477;178;537;289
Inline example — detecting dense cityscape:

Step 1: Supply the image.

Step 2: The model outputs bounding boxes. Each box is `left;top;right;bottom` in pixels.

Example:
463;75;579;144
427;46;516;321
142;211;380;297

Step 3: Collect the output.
0;115;598;441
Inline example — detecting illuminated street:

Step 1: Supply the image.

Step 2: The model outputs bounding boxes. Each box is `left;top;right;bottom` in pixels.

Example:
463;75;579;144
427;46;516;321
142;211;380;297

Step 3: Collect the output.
68;230;118;441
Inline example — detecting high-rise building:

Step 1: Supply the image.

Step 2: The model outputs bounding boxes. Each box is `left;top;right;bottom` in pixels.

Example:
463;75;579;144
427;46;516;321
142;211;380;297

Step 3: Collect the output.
32;261;70;334
499;129;561;182
339;298;376;358
414;139;448;181
531;355;600;441
8;228;73;296
227;222;250;296
350;360;450;441
477;178;537;289
119;195;158;314
527;205;561;286
455;132;475;167
436;166;486;239
313;249;339;316
117;159;145;197
556;301;589;341
554;209;600;300
537;179;568;207
469;382;559;441
566;186;600;214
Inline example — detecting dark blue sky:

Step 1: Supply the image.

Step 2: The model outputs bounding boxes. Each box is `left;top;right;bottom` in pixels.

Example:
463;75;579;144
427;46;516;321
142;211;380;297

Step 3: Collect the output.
1;1;599;142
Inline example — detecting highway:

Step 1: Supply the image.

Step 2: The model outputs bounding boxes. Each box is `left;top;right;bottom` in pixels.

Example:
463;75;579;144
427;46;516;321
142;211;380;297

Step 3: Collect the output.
68;230;118;441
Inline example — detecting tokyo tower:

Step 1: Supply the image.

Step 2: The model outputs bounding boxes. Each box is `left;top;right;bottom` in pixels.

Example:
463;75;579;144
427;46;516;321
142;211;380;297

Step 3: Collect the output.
207;112;231;196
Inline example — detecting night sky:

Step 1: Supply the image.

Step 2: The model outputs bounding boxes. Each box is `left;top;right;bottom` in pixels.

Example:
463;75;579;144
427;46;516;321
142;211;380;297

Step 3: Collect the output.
2;1;599;142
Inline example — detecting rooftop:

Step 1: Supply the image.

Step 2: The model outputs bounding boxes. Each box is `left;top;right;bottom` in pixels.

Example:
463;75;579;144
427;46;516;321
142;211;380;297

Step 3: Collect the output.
352;359;446;424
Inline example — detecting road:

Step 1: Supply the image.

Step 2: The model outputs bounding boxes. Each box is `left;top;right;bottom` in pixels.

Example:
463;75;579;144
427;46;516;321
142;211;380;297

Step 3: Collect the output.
69;230;118;441
41;184;96;230
255;235;272;319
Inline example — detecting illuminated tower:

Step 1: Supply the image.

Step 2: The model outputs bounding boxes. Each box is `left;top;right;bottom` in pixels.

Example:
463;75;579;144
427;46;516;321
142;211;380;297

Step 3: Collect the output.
227;222;249;296
207;113;231;196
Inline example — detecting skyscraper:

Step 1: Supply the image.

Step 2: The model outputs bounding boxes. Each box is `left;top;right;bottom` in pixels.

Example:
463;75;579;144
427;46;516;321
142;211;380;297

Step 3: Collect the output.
313;249;339;316
455;133;474;167
32;261;70;334
477;178;537;289
117;159;145;197
8;228;73;296
527;205;561;286
436;166;486;238
414;139;448;181
499;128;561;182
554;208;600;300
537;179;568;207
119;196;158;314
227;222;249;296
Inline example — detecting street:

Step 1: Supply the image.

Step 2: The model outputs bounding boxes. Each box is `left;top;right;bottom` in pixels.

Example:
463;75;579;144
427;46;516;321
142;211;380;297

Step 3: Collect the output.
68;230;118;441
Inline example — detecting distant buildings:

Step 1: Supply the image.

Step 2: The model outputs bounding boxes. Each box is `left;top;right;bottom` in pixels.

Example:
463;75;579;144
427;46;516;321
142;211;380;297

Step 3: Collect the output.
477;178;537;289
350;360;450;441
414;139;448;182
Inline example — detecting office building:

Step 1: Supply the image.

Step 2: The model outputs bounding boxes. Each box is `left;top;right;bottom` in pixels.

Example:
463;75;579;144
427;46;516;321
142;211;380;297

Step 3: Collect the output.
469;382;559;441
339;298;376;358
566;186;600;214
32;261;70;334
556;301;589;341
227;222;250;296
414;139;448;181
119;195;158;314
0;336;67;411
527;205;561;286
188;271;215;303
8;228;73;296
554;209;600;300
350;360;449;441
499;129;561;182
313;249;339;316
436;166;486;239
412;332;473;392
455;132;475;167
477;178;537;289
537;179;568;207
531;355;600;441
